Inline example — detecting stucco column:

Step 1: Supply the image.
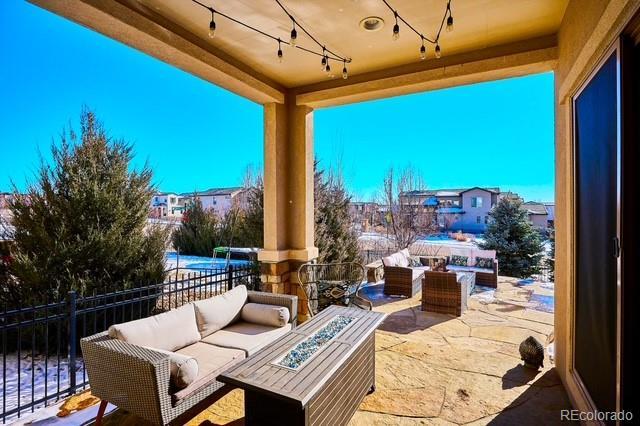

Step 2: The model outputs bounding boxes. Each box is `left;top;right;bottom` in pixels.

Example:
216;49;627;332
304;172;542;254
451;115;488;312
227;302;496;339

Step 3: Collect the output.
259;96;318;320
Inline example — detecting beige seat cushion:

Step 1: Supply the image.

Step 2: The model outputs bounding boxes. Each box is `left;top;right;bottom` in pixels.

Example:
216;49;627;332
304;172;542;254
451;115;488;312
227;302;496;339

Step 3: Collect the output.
146;347;198;389
172;342;245;403
411;269;426;281
201;321;292;356
446;265;472;273
241;303;290;327
193;285;248;338
108;304;200;352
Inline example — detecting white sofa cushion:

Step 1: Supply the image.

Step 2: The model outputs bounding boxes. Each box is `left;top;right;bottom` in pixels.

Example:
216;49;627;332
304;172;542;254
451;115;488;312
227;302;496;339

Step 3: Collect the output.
450;248;474;266
147;347;199;389
193;285;248;338
108;303;201;352
398;249;411;267
201;321;292;356
446;265;493;274
173;342;245;403
382;255;396;267
473;249;496;260
241;303;290;327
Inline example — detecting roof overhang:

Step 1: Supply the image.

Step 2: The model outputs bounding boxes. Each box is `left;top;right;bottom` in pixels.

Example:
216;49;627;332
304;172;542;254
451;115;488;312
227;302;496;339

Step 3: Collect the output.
29;0;564;108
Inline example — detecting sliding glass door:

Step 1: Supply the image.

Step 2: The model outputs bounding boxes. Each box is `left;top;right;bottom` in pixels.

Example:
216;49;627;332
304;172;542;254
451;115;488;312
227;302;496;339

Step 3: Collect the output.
573;46;620;415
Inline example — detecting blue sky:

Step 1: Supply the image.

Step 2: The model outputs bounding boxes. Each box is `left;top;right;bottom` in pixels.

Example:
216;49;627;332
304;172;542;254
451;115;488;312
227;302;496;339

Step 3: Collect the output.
0;0;555;202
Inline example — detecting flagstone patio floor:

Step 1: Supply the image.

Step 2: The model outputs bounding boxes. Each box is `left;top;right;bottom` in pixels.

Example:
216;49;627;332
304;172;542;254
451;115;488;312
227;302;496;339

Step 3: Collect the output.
20;276;571;426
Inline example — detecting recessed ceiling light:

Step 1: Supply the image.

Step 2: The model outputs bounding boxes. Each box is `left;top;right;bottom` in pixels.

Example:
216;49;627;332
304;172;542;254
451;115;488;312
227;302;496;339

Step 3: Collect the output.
359;17;384;32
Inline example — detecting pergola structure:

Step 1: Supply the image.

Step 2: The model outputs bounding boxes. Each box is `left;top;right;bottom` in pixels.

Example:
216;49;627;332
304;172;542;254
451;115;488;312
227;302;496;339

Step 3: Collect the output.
28;0;640;419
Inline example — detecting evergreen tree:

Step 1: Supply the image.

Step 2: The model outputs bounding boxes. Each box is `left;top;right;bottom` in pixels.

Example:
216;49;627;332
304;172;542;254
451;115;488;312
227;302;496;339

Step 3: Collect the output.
314;163;360;264
5;109;167;306
172;198;221;257
546;226;555;281
235;173;264;248
480;198;544;278
226;162;359;263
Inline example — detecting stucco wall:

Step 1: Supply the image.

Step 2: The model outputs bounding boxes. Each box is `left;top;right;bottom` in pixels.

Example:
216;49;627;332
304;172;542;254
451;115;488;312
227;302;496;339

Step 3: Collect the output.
529;214;548;229
554;0;639;414
459;189;495;232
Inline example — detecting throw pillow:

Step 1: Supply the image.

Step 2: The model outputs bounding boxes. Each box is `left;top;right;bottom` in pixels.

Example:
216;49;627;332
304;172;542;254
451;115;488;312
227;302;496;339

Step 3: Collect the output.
450;255;469;267
241;303;290;327
475;257;494;269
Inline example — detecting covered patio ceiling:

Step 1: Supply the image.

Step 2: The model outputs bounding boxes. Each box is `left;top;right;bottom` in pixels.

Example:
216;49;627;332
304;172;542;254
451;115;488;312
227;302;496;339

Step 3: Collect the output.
139;0;567;87
32;0;566;106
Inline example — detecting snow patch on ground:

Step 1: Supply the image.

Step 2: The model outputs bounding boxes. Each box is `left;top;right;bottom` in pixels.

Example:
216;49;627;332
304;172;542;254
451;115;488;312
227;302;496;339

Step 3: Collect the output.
0;355;85;424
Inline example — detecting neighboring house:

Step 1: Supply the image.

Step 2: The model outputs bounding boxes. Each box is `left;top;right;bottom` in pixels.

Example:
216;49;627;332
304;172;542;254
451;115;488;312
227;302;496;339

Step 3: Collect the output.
150;193;186;219
349;201;381;232
0;192;15;210
544;202;555;227
185;187;246;217
523;201;551;229
401;187;507;233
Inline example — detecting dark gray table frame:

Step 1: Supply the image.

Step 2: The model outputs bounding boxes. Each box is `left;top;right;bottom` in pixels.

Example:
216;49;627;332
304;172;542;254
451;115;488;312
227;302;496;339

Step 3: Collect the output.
219;305;386;426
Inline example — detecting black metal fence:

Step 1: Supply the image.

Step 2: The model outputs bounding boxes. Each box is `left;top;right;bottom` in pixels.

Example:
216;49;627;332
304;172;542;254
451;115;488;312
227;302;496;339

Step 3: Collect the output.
0;264;259;423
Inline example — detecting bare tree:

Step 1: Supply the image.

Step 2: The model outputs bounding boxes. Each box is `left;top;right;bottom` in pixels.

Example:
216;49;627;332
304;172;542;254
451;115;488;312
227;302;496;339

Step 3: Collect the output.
379;166;436;250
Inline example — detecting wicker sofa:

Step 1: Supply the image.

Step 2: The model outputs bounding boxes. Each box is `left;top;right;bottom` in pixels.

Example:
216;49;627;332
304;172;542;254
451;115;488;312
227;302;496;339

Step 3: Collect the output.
445;248;499;288
81;286;297;425
381;248;431;297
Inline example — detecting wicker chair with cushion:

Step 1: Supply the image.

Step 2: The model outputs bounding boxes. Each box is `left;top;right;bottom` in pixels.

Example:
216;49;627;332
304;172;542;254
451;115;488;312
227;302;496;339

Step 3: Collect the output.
421;271;475;316
382;248;430;297
297;262;371;317
81;286;297;425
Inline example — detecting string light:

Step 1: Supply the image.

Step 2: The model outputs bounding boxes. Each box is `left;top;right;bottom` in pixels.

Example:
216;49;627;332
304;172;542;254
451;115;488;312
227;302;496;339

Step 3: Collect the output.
191;0;351;75
382;0;453;61
325;59;331;74
446;2;454;32
290;22;298;47
277;38;283;63
321;47;327;70
342;60;348;79
392;11;400;41
208;10;216;38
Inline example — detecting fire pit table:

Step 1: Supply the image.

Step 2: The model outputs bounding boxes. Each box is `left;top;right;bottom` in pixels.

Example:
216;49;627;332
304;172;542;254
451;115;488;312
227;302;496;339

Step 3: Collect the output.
218;305;386;426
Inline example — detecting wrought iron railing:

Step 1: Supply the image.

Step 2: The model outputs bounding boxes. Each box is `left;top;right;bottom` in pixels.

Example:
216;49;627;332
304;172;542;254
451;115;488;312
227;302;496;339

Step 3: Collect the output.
0;264;259;423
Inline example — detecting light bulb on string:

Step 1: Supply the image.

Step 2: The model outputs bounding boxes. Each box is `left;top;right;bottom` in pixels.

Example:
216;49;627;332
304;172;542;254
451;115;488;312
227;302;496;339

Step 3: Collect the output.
290;22;297;47
447;15;454;32
419;38;426;60
208;10;216;38
435;43;441;58
342;60;348;79
392;11;400;41
277;39;283;63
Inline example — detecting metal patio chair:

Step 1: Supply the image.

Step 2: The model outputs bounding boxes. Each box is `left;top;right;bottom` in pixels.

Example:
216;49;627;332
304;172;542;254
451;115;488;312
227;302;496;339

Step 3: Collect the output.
297;262;372;317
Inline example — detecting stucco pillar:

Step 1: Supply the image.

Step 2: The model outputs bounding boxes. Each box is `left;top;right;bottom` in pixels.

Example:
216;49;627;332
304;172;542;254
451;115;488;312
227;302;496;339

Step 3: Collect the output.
259;95;318;321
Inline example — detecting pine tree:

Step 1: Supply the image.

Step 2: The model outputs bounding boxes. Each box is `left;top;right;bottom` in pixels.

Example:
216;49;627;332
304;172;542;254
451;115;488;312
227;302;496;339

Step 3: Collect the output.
480;198;544;278
5;109;167;306
546;226;555;282
228;162;359;263
314;163;360;264
172;198;222;257
235;172;264;248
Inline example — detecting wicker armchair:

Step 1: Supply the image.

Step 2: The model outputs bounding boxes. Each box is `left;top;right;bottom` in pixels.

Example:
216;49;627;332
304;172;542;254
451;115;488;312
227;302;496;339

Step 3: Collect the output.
297;262;371;317
421;271;475;316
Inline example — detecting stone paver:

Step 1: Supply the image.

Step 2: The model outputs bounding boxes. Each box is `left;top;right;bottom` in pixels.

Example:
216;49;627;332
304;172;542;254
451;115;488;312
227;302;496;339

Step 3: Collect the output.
28;277;571;425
